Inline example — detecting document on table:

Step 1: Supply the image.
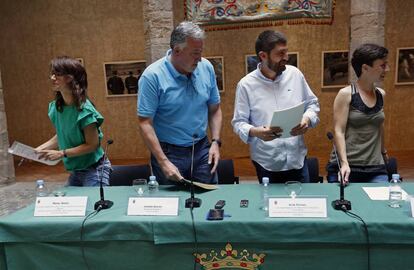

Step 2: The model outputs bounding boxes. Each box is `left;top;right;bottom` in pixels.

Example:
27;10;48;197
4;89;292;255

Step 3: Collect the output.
362;187;408;200
269;102;305;138
8;141;60;166
181;179;218;190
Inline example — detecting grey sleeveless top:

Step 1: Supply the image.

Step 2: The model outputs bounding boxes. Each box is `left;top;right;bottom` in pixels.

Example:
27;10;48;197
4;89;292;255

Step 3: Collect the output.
328;84;386;173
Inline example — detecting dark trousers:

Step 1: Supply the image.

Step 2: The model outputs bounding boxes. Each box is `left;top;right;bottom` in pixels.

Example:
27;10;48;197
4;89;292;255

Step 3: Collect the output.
151;137;218;185
252;158;310;184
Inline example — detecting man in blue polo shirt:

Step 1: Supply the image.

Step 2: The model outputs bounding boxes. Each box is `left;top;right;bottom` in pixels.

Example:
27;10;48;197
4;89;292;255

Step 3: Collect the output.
138;21;222;185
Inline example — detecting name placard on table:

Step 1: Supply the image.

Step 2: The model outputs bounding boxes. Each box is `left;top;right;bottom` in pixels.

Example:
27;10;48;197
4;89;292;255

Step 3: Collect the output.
268;198;327;218
127;197;179;216
34;197;88;217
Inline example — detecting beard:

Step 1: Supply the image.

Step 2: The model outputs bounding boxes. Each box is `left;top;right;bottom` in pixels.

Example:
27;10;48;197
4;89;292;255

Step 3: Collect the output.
267;60;287;76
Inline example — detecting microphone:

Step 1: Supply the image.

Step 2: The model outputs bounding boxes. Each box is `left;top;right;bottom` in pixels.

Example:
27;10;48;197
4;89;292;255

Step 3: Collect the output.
94;139;114;211
185;134;202;208
327;132;351;211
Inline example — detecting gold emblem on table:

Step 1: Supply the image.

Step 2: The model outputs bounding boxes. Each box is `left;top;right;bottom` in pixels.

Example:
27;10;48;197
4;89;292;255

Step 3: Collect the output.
194;243;265;269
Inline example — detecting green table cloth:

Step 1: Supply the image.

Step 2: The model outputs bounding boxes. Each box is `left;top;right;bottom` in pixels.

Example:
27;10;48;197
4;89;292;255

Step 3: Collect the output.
1;183;414;269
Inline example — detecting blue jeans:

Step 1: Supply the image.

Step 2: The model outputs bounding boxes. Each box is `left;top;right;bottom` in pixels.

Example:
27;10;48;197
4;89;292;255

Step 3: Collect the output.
151;137;218;185
327;171;389;183
253;158;310;184
67;158;112;187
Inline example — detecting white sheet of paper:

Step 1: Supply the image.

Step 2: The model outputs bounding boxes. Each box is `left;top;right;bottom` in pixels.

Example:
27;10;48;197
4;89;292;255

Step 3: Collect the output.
410;198;414;217
8;141;60;166
127;197;179;216
268;197;327;218
34;197;87;217
269;102;305;138
362;187;408;200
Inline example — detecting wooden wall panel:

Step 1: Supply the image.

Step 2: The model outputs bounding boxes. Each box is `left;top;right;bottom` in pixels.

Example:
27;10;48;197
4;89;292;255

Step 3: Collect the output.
384;0;414;150
0;0;148;159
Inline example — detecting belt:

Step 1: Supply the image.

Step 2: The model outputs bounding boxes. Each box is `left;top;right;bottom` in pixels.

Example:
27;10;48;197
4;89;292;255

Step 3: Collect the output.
159;136;207;150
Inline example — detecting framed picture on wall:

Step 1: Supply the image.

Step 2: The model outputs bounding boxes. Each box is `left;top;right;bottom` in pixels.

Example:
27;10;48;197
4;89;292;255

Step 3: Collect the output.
103;60;146;97
205;56;225;92
395;47;414;85
75;58;84;66
245;52;299;74
321;50;349;88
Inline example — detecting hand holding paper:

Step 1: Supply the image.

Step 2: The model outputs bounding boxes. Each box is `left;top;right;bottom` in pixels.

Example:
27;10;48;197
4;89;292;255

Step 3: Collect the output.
270;102;305;138
36;149;64;161
290;116;310;136
250;126;283;141
8;141;60;166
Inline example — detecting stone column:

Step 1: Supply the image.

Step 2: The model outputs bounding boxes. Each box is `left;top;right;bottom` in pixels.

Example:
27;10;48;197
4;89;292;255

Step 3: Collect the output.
0;70;16;185
143;0;174;65
349;0;386;82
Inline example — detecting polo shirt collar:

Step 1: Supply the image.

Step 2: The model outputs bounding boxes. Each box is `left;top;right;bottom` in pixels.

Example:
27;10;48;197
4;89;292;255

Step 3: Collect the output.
164;49;199;80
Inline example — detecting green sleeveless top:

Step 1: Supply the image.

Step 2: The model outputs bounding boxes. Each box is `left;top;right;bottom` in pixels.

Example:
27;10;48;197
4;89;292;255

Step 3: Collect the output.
328;84;386;173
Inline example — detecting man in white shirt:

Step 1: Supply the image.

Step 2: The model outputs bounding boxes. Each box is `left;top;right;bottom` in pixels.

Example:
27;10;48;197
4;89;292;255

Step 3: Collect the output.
232;30;320;183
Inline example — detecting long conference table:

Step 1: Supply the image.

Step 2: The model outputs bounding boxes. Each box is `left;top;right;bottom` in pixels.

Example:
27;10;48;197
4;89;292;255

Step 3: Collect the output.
1;183;414;270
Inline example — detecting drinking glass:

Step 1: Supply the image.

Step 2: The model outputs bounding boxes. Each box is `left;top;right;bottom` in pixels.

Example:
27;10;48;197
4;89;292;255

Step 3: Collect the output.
132;179;148;196
285;181;302;199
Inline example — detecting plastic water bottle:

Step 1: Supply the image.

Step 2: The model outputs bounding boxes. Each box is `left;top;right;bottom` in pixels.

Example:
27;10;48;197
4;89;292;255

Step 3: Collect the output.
148;176;159;194
35;179;48;197
389;174;402;208
261;177;270;211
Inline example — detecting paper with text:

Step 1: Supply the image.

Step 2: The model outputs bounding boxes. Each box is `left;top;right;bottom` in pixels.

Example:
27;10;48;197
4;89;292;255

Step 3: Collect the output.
127;197;179;216
8;141;60;166
34;197;87;217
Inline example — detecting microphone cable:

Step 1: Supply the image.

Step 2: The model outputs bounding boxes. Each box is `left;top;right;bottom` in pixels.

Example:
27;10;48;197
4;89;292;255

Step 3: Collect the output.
80;206;101;270
341;208;370;270
190;206;199;270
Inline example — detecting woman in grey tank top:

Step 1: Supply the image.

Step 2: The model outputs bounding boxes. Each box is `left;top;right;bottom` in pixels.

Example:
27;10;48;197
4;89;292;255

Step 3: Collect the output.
327;44;390;184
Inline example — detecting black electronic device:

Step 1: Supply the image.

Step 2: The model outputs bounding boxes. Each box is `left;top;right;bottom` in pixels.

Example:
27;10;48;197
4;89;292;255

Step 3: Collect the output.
185;134;202;209
327;132;351;211
94;139;114;211
207;209;224;220
214;200;226;209
240;199;249;208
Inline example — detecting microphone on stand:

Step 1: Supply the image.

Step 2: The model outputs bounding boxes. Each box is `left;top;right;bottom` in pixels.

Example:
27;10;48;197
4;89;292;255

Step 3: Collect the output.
94;139;114;211
327;132;351;211
185;134;201;209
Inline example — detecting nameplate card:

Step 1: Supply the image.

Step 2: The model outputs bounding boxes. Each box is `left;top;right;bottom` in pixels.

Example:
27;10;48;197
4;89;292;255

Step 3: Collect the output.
127;197;179;216
34;197;88;217
268;198;327;218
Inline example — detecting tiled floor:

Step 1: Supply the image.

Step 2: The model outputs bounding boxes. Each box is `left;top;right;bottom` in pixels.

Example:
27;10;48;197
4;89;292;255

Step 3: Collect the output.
0;182;64;216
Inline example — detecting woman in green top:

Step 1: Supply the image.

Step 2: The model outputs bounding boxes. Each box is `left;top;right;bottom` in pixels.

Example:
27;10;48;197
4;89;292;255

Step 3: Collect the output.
36;56;112;186
327;44;389;184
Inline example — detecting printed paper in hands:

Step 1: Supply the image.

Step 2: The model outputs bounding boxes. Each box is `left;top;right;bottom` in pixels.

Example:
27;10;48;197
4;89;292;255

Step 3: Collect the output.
270;102;305;138
8;141;60;166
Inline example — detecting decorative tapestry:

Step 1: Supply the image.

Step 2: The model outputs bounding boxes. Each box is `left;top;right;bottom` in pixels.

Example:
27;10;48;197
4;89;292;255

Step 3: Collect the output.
185;0;336;30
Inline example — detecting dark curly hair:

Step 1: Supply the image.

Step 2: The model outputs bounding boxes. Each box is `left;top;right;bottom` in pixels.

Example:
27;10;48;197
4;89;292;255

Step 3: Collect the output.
351;44;388;78
50;56;88;112
255;30;287;59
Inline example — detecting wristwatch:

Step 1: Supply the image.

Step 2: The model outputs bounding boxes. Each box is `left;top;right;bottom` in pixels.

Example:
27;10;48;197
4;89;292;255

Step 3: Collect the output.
62;149;68;158
211;139;222;147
